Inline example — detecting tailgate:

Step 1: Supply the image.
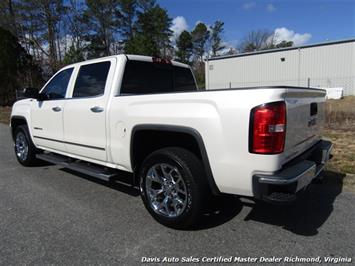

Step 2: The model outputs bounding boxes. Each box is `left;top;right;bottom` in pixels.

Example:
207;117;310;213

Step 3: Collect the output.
282;88;326;163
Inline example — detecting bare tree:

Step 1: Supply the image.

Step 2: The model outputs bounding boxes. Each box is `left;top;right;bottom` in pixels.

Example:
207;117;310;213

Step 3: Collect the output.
239;30;273;52
16;0;66;73
0;0;17;36
65;0;88;54
240;29;294;53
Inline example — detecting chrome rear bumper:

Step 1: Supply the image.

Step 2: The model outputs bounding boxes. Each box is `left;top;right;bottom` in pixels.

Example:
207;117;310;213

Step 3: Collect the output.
253;140;333;203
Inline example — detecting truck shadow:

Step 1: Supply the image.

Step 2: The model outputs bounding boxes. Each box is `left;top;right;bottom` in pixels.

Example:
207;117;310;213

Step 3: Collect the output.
61;167;245;228
243;170;345;236
59;167;345;234
193;195;244;230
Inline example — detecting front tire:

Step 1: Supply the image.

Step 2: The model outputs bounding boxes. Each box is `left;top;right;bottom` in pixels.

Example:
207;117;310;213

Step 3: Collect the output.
14;125;38;166
139;147;209;229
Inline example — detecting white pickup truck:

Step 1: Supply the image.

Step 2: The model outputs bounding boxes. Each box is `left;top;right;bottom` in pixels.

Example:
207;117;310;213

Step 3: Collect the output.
11;55;333;228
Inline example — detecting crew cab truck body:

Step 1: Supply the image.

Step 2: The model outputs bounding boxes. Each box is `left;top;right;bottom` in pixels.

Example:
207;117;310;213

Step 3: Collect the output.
10;54;333;228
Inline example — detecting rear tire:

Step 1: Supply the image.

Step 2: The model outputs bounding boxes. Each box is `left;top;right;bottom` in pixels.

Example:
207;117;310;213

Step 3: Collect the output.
14;125;39;166
139;147;209;229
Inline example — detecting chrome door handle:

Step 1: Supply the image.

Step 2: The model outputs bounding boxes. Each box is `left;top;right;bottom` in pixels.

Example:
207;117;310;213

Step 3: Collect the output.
52;106;61;112
90;106;104;113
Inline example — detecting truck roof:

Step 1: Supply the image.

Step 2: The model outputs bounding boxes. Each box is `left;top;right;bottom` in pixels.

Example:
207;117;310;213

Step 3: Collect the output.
65;54;189;69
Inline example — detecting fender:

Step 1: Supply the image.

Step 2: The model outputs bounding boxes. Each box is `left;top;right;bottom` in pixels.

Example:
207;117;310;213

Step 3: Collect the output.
10;116;31;141
130;124;220;195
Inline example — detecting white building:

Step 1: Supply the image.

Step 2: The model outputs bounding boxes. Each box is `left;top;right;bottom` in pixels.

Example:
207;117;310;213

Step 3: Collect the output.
205;39;355;96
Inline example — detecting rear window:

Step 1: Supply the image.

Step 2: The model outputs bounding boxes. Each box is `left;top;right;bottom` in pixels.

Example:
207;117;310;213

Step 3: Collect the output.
174;67;197;91
120;60;196;95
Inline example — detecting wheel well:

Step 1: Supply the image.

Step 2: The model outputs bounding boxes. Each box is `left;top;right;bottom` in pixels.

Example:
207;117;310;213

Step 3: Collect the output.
10;117;27;140
130;126;220;195
131;129;202;172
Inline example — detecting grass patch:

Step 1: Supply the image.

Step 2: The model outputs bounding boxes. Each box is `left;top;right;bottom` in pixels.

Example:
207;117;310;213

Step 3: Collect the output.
325;96;355;129
324;128;355;191
0;106;11;125
323;96;355;192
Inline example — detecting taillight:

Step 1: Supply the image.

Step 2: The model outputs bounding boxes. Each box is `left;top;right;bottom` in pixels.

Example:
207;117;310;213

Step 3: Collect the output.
249;101;286;154
152;57;171;64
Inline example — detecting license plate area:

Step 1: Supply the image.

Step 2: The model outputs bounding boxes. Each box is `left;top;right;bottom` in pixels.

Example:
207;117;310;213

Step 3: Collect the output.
296;164;316;192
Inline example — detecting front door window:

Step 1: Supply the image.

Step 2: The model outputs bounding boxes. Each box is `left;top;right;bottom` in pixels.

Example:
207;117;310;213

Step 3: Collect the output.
41;68;74;100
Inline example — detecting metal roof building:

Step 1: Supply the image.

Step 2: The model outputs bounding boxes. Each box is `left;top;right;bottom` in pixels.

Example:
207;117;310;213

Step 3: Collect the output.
205;39;355;95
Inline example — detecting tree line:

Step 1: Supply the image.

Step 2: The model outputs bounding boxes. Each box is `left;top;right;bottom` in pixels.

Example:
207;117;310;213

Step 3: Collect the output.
0;0;293;106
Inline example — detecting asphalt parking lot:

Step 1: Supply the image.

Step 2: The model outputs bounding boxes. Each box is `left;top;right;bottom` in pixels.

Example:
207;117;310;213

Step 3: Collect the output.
0;123;354;265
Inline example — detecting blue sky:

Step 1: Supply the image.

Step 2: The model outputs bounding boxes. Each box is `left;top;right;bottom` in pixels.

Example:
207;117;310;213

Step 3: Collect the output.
159;0;355;47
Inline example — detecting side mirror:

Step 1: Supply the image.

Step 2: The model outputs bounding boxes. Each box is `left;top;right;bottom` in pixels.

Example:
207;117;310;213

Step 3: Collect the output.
16;87;39;100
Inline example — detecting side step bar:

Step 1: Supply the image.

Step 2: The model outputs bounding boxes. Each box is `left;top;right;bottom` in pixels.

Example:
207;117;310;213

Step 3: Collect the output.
36;153;118;182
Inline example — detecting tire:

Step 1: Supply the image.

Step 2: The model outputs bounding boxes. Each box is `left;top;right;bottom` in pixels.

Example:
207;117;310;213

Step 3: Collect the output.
14;125;38;166
139;147;209;229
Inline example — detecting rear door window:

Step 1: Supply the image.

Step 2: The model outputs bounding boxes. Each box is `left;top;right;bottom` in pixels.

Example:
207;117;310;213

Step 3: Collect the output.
72;61;111;98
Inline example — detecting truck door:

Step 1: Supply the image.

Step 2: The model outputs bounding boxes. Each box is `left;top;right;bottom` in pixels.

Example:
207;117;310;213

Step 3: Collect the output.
30;67;74;152
63;59;116;162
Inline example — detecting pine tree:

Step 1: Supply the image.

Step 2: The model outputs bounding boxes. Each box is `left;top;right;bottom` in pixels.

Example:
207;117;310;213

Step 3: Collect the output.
66;0;87;53
210;20;225;56
191;22;209;62
119;0;137;41
63;45;85;65
137;0;156;12
83;0;121;57
125;4;172;57
190;22;209;89
175;30;192;64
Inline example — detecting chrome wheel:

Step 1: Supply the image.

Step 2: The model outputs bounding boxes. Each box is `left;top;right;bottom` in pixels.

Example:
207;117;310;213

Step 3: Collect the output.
15;132;28;161
145;163;188;218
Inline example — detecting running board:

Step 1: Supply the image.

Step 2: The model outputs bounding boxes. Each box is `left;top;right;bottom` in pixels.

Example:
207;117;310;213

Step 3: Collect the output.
36;153;118;182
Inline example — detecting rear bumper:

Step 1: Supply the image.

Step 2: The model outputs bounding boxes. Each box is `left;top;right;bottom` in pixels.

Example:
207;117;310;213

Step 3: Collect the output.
253;140;333;203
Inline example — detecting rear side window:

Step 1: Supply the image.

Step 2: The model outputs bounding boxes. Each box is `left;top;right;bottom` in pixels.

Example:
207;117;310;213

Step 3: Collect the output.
41;68;73;100
72;61;111;98
120;60;196;95
174;67;197;91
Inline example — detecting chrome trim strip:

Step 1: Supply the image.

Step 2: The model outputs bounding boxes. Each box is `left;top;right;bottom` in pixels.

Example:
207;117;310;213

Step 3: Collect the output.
33;136;105;151
322;143;334;164
258;163;316;185
315;164;325;177
294;135;316;147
